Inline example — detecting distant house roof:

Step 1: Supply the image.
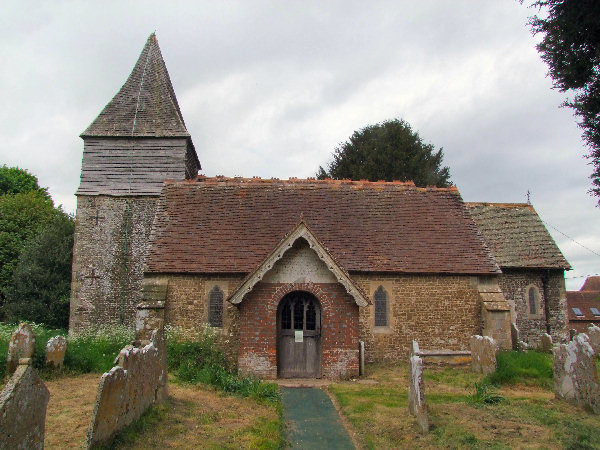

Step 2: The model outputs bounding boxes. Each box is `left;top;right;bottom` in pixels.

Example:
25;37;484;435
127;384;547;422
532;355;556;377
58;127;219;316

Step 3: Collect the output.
466;203;570;270
81;33;190;138
581;276;600;292
146;177;500;275
566;277;600;323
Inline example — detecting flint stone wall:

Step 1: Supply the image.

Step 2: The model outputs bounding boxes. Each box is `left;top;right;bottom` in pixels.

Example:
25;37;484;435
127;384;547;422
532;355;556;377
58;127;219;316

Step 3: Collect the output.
408;340;428;433
87;333;167;448
553;333;600;413
470;335;498;374
0;361;50;450
45;336;67;370
6;323;35;376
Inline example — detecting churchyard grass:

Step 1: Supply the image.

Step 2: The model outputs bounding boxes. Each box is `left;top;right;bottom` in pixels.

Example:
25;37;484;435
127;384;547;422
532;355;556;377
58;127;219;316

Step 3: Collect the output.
166;325;280;404
485;350;553;388
329;361;600;449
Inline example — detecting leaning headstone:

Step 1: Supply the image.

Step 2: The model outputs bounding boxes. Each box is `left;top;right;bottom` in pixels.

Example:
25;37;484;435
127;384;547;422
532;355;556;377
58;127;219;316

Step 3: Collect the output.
511;323;520;350
408;352;429;434
569;329;577;341
540;333;553;353
587;324;600;354
553;333;600;413
0;358;50;449
46;335;67;370
470;335;498;374
6;323;36;376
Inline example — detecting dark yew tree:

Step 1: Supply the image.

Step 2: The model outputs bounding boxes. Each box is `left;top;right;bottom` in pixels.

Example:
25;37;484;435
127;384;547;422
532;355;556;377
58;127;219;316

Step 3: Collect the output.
317;119;451;187
527;0;600;200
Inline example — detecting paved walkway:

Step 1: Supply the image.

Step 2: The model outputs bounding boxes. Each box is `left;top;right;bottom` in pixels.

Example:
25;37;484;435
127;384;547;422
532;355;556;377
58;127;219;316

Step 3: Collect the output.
281;387;355;449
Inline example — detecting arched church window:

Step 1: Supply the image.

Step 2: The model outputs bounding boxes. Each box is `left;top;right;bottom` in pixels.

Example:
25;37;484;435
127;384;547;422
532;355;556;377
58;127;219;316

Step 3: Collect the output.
209;286;224;327
374;286;388;327
528;286;537;315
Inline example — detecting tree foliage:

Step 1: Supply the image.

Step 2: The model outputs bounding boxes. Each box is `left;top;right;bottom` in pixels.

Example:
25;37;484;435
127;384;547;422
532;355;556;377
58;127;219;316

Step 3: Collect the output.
4;213;74;328
527;1;600;199
0;165;49;198
0;166;73;326
317;119;451;187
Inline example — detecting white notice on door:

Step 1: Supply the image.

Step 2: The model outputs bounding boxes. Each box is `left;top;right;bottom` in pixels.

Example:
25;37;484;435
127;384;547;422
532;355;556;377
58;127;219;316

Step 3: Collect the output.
295;330;303;342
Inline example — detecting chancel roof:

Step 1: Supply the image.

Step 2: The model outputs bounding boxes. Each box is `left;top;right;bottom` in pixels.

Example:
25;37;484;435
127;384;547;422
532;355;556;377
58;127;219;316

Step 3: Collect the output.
146;177;500;275
466;203;570;270
81;33;190;138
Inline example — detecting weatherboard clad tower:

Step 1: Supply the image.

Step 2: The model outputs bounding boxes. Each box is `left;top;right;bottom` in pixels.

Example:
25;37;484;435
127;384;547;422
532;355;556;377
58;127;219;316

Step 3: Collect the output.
69;34;200;331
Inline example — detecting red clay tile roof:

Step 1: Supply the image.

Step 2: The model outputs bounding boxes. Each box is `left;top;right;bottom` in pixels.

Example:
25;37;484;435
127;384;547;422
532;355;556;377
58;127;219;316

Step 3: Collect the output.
466;202;570;270
581;276;600;292
146;177;500;275
566;290;600;323
81;33;190;138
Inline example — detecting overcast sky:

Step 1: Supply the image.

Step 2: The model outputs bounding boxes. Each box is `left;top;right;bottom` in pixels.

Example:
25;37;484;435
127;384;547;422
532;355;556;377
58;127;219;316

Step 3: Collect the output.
1;1;598;290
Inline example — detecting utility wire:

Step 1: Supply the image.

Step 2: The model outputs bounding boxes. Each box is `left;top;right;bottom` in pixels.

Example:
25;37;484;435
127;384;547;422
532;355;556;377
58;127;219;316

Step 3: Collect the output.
541;219;600;258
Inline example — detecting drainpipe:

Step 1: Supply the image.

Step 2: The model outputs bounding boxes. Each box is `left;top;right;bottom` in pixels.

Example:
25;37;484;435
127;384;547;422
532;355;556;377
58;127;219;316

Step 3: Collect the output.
542;270;551;335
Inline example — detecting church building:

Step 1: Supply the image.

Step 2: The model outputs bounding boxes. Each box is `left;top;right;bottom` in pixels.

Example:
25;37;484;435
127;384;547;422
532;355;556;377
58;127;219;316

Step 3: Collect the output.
70;34;570;379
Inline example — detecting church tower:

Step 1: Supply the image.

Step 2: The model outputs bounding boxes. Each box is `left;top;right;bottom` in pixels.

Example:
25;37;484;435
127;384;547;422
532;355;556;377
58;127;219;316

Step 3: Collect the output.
70;34;200;331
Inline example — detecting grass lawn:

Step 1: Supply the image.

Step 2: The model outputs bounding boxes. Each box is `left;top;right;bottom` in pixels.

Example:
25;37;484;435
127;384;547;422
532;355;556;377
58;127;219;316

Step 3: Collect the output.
43;374;283;449
329;363;600;449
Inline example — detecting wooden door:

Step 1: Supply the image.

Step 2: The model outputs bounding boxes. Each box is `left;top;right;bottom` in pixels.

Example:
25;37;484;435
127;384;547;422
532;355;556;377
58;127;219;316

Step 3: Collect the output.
277;292;321;378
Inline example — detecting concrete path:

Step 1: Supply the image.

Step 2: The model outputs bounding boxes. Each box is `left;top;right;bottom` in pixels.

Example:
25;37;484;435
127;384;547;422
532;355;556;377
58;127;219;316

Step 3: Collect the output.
281;387;355;449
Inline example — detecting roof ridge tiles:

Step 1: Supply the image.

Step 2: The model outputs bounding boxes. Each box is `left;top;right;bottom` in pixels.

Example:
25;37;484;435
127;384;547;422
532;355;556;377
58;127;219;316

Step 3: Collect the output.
168;175;460;192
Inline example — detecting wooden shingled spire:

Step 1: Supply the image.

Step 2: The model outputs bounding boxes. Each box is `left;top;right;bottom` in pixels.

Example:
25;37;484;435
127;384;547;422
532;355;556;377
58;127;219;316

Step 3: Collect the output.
77;33;200;196
82;33;189;138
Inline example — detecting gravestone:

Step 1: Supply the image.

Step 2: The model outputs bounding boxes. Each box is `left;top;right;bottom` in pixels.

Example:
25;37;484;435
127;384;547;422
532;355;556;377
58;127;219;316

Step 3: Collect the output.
587;324;600;354
470;335;498;374
553;333;600;413
540;333;553;353
0;358;50;449
408;351;428;434
6;323;35;376
511;323;520;350
46;335;67;370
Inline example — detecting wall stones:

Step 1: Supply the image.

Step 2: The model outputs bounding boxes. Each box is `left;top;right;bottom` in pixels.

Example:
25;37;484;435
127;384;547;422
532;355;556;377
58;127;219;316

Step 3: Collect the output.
355;274;482;363
553;333;600;413
69;195;159;332
0;359;50;450
470;335;498;374
45;335;67;370
6;323;35;376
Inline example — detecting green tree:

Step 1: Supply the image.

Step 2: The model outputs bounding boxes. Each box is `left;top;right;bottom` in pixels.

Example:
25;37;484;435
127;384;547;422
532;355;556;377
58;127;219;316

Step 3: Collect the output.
0;191;58;295
4;213;74;328
527;1;600;199
317;119;451;187
0;165;49;198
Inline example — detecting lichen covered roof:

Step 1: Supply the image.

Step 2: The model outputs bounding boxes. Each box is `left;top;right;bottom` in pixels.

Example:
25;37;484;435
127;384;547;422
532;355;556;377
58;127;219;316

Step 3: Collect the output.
81;33;190;138
146;177;500;275
466;203;570;270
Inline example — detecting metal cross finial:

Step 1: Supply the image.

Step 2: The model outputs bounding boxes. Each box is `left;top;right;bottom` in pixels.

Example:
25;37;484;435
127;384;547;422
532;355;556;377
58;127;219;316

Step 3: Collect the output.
526;190;531;204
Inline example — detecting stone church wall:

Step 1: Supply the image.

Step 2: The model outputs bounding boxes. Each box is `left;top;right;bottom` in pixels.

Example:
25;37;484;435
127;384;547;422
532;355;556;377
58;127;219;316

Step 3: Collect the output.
353;274;482;363
498;269;567;346
69;195;159;332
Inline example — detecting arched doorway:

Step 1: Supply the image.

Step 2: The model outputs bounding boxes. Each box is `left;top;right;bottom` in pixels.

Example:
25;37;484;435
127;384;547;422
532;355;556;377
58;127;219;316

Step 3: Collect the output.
277;291;321;378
